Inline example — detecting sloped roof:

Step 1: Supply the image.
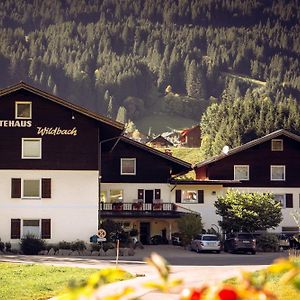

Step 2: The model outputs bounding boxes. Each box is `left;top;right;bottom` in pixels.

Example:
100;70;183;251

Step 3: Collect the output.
119;136;191;169
150;135;174;145
194;129;300;168
0;81;124;130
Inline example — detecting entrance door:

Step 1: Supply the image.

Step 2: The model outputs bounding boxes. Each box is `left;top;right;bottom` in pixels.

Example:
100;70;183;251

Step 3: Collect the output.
140;222;151;245
145;190;154;204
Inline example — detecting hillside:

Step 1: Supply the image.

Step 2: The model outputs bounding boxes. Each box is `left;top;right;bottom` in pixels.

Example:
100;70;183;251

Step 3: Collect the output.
0;0;299;135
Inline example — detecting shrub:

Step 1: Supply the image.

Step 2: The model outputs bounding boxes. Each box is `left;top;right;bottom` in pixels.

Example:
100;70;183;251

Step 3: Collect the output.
20;235;46;255
256;233;279;252
129;229;138;237
5;242;11;252
0;241;4;251
71;240;86;251
91;243;101;251
102;242;115;252
58;241;72;250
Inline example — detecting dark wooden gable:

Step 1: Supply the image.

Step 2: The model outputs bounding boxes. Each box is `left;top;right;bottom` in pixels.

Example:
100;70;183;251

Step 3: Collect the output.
101;138;190;183
0;85;122;170
196;134;300;187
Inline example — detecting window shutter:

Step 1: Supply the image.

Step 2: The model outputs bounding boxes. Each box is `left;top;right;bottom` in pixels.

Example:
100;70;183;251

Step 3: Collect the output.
11;219;21;239
175;190;181;203
155;189;161;199
198;190;204;203
41;219;51;239
11;178;21;198
286;194;293;208
42;178;51;198
138;189;144;200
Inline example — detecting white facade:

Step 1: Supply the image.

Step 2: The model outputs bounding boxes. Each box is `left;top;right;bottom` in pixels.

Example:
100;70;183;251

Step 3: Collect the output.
0;170;99;246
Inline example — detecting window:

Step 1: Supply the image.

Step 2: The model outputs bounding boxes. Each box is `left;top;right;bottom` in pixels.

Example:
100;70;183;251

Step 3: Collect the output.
271;139;283;151
182;190;198;203
234;165;249;180
23;220;40;238
271;165;285;181
22;138;42;159
274;193;293;208
100;191;107;202
22;179;40;199
121;158;136;175
110;190;123;203
15;102;32;119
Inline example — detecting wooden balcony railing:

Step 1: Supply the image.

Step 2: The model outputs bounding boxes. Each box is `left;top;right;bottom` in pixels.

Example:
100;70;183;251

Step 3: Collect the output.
100;202;176;212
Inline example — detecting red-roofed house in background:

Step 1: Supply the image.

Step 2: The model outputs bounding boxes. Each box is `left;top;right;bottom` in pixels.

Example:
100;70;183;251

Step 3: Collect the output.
179;124;201;147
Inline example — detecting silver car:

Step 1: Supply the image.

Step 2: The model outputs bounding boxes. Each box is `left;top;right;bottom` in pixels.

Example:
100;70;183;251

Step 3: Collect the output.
191;234;221;253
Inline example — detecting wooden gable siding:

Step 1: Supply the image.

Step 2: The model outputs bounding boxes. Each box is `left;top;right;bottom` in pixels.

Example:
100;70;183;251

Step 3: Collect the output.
101;140;177;183
195;135;300;187
0;89;99;170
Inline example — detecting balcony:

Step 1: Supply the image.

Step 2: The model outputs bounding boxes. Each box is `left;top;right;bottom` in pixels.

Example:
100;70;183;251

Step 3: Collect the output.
99;202;185;218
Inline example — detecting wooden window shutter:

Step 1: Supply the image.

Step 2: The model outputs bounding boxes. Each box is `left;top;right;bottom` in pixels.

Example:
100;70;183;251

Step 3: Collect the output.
138;189;144;200
198;190;204;204
155;189;161;199
41;219;51;239
42;178;51;198
11;178;21;198
175;190;181;203
286;194;293;208
11;219;21;239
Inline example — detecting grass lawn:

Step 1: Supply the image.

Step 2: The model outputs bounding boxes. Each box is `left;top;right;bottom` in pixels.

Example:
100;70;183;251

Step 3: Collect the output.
225;271;299;300
0;263;131;300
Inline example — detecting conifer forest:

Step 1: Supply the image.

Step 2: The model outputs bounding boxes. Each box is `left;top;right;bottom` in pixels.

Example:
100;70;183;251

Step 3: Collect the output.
0;0;300;157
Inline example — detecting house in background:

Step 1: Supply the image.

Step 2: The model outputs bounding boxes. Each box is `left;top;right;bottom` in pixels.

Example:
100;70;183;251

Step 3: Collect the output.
0;82;123;247
194;129;300;235
100;136;191;244
179;124;201;147
148;134;174;148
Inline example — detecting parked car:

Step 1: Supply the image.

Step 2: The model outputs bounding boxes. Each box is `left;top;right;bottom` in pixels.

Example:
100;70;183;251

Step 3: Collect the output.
277;233;290;249
224;232;256;254
191;234;221;253
150;235;168;245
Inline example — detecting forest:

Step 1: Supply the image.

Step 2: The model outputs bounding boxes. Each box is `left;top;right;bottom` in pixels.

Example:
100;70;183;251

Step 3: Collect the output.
0;0;299;153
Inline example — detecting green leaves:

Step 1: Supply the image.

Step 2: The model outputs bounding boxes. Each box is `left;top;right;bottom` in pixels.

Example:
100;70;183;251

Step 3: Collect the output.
215;190;283;232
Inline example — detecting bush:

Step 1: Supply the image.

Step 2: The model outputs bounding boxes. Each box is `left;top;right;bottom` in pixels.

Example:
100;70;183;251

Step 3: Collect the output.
58;241;72;250
5;242;11;252
0;241;4;251
129;229;138;237
20;235;46;255
256;233;279;252
71;240;86;251
102;242;115;252
91;243;101;251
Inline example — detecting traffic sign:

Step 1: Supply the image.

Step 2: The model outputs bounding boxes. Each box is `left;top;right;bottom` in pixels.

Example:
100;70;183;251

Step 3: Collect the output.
97;228;106;238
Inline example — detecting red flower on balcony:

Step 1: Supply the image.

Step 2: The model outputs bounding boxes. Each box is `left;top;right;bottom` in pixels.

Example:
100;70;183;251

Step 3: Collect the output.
112;203;123;211
153;203;162;210
133;202;143;210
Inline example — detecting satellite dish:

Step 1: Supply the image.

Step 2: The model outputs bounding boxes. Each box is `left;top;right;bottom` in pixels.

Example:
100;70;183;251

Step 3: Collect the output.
222;145;230;155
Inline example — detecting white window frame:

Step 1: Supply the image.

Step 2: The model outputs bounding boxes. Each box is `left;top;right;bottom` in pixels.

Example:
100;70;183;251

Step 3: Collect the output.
22;219;41;238
22;138;42;159
22;179;41;199
120;158;136;175
182;190;198;204
271;165;286;181
271;139;283;151
234;165;249;180
15;101;32;119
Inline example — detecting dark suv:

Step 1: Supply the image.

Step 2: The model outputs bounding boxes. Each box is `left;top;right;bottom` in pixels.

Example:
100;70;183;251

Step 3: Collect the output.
224;232;256;254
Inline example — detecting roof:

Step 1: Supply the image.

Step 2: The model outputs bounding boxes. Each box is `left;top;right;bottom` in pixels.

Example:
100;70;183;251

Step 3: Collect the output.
150;135;174;145
119;136;191;169
0;81;124;130
170;179;240;185
181;124;200;136
194;129;300;168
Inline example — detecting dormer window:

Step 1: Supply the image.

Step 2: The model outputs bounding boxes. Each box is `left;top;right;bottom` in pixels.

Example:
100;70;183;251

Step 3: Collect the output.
271;139;283;151
121;158;136;175
15;102;32;119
